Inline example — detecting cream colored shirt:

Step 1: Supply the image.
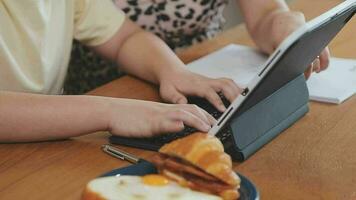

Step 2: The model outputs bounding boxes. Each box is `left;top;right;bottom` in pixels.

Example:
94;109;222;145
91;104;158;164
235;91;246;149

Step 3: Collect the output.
0;0;125;94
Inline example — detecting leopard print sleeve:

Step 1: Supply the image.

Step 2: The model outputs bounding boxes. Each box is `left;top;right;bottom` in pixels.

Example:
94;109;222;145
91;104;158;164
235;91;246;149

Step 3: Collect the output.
64;0;228;94
116;0;228;49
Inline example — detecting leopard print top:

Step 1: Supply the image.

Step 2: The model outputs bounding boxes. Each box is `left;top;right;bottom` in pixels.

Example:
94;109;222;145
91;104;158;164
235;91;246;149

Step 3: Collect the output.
64;0;228;94
116;0;228;49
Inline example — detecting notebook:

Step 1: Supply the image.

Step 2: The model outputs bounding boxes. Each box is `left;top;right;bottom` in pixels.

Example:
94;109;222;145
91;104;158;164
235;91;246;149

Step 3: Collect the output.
187;44;356;104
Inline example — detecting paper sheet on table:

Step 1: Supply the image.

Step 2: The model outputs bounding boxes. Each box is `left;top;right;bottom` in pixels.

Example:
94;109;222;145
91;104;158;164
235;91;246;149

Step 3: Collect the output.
187;44;356;104
188;44;266;88
307;58;356;104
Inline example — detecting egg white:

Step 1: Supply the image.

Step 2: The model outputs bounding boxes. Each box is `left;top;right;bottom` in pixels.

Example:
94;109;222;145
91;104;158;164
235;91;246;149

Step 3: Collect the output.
87;175;222;200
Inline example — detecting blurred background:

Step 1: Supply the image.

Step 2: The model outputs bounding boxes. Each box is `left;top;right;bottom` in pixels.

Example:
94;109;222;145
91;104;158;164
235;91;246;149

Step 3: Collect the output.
223;0;293;30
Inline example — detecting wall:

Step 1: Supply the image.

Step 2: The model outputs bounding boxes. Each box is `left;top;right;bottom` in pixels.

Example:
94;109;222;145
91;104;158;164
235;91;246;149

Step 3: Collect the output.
222;0;294;30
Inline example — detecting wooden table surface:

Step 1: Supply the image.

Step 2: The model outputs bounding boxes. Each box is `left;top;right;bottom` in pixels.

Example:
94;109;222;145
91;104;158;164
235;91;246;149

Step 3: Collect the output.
1;0;355;199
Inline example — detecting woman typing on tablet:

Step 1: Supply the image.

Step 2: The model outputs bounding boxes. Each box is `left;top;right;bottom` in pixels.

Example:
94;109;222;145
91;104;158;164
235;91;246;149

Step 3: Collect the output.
0;0;240;142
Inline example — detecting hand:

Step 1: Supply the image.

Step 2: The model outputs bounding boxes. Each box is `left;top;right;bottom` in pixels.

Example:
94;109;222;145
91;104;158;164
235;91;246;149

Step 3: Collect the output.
107;99;216;138
269;11;330;79
158;69;242;112
304;47;330;79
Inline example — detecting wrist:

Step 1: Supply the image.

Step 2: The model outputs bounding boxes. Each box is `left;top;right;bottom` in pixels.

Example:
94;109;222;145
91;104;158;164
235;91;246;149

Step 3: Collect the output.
269;10;306;40
103;97;142;134
254;10;306;53
86;96;113;132
156;64;187;85
270;10;305;30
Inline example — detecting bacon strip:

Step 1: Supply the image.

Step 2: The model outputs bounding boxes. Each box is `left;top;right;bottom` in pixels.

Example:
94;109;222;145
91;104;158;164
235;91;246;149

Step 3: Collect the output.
151;154;235;194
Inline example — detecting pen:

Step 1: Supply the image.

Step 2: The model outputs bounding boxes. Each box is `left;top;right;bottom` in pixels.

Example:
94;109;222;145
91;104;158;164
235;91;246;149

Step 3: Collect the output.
101;144;142;164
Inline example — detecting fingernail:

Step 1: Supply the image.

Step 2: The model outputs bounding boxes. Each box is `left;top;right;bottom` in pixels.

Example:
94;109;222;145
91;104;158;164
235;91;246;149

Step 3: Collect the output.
220;104;226;112
176;98;187;104
204;124;211;132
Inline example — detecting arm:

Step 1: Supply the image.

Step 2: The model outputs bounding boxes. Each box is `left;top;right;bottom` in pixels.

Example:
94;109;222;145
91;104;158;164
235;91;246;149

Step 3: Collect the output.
238;0;303;54
0;91;108;142
93;18;241;112
0;91;214;142
238;0;330;78
93;19;184;85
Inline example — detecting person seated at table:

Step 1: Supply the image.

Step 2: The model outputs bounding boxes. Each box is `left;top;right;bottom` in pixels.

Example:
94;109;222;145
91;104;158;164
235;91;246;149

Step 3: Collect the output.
0;0;328;143
65;0;330;94
0;0;240;142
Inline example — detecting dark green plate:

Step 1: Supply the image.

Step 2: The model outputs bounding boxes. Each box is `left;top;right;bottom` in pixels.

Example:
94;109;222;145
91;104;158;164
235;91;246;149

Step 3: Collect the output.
101;161;259;200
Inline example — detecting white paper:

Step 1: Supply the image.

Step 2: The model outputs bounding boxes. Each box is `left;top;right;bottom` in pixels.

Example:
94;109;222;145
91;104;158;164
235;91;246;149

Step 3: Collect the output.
187;44;356;104
188;44;266;88
307;58;356;104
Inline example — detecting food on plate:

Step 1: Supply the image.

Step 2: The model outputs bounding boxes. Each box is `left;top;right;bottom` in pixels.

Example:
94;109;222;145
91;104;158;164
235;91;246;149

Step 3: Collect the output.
151;132;241;200
82;174;222;200
82;132;240;200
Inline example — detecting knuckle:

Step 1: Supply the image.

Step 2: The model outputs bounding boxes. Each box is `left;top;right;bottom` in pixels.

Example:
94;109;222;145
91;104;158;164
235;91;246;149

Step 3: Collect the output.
203;89;214;98
224;78;235;84
190;104;200;111
192;117;202;125
212;93;222;101
175;109;188;118
214;78;225;85
195;87;207;97
211;78;223;86
220;78;236;89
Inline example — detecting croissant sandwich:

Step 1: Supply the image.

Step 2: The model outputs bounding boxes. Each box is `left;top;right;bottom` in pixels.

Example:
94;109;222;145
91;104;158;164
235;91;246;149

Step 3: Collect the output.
151;132;241;200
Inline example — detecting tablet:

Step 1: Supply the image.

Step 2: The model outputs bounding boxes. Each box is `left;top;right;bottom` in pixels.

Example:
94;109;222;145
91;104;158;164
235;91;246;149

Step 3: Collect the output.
209;0;356;135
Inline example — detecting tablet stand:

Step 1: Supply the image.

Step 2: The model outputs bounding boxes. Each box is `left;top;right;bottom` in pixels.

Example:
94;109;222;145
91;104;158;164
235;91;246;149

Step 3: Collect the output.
220;74;309;161
108;74;309;162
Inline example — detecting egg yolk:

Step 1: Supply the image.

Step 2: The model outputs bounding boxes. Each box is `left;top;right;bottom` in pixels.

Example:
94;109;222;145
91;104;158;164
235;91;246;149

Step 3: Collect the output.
142;175;169;186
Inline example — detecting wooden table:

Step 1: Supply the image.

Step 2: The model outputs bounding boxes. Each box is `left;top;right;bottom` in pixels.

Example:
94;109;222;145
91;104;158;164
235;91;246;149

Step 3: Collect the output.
1;0;355;199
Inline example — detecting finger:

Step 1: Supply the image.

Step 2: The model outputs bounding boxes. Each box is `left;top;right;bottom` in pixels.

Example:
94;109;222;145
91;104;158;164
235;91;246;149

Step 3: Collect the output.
160;85;188;104
175;95;188;104
319;47;330;71
172;110;211;132
180;104;210;125
184;105;216;126
158;120;185;134
304;64;313;80
201;108;217;126
203;88;226;112
313;58;321;73
212;78;241;103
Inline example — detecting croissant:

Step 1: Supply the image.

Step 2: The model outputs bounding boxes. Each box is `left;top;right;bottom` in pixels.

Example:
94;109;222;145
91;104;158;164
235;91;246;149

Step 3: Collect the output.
151;132;241;200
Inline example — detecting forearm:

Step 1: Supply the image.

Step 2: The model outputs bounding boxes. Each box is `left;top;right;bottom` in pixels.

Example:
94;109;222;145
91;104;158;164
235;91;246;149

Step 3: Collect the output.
0;91;109;142
238;0;305;53
93;19;186;85
117;31;185;84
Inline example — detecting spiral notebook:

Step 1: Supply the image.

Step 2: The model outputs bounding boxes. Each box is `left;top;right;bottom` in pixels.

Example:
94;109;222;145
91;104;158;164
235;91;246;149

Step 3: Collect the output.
187;44;356;104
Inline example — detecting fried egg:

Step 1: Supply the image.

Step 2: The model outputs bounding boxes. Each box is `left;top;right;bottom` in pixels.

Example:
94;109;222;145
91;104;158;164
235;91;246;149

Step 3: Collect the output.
85;175;222;200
